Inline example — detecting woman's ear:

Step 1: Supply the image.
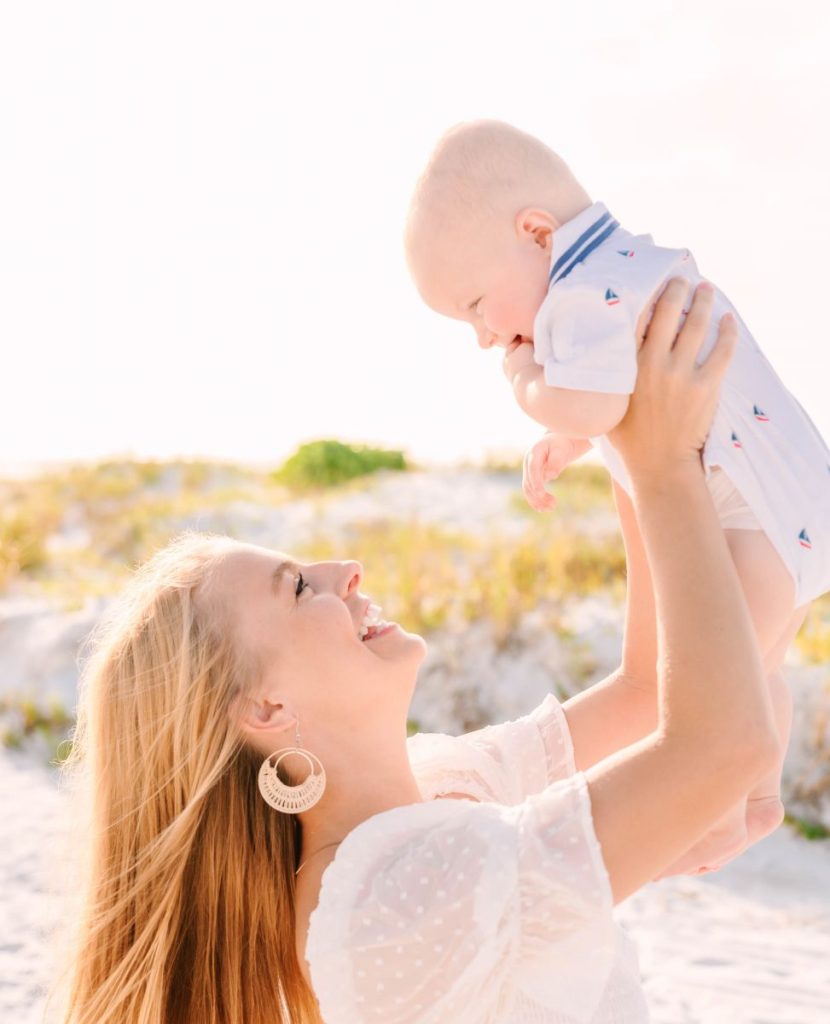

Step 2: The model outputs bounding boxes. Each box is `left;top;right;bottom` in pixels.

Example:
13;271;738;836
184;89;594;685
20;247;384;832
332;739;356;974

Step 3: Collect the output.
515;207;558;251
230;690;296;739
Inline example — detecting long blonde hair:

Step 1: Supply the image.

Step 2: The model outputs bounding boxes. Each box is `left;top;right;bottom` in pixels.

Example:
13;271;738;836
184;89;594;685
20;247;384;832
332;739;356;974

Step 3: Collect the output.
52;532;324;1024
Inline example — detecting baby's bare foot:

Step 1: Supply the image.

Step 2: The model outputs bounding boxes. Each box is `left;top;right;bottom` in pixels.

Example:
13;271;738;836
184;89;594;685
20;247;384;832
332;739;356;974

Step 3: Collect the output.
745;794;785;846
653;803;748;880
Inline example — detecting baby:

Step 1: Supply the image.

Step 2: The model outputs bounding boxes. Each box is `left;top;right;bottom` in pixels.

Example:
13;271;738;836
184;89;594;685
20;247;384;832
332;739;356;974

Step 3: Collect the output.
405;119;830;876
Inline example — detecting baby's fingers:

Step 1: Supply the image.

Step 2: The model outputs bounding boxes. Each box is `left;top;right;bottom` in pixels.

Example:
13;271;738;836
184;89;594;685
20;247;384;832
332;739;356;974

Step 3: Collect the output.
522;480;557;512
523;448;557;511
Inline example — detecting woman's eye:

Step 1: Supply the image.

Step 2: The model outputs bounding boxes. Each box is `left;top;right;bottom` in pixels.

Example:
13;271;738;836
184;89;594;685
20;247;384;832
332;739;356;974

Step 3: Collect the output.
294;573;307;598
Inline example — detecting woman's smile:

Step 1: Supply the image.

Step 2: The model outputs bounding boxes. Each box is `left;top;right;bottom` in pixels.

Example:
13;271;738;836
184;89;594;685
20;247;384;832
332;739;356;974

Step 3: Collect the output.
361;621;399;642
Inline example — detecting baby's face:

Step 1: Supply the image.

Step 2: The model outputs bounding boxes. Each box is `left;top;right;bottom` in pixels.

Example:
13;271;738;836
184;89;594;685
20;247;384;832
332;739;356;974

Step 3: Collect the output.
408;217;551;351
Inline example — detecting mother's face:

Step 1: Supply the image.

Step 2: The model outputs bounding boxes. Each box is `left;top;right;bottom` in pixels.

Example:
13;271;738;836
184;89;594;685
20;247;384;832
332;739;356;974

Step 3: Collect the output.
215;544;427;739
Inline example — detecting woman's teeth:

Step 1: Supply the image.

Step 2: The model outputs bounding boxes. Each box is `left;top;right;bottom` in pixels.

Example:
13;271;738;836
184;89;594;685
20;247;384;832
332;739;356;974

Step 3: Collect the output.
358;603;388;640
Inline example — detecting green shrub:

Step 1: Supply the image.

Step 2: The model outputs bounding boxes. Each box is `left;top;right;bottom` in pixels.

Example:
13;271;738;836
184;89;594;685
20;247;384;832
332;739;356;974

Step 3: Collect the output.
273;440;407;490
784;814;830;841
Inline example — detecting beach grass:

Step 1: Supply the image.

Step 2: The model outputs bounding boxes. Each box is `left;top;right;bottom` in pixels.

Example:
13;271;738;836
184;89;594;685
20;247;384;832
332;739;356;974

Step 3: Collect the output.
795;594;830;665
1;456;826;804
294;519;626;642
0;695;74;763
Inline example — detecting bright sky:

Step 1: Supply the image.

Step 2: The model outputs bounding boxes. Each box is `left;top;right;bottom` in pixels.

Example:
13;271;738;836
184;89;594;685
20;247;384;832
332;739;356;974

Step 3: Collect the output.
2;1;829;470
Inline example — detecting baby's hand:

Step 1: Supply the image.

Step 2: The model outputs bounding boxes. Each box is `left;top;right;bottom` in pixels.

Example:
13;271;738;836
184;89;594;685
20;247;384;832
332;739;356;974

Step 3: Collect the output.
522;434;591;512
502;338;549;425
502;337;537;382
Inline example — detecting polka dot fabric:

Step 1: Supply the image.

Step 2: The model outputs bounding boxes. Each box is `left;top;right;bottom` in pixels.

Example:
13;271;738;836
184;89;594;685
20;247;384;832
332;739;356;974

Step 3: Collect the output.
406;693;574;806
304;693;649;1023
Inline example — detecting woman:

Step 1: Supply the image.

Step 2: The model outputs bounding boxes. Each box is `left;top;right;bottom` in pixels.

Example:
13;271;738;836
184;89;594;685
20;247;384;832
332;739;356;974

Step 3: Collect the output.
56;280;777;1023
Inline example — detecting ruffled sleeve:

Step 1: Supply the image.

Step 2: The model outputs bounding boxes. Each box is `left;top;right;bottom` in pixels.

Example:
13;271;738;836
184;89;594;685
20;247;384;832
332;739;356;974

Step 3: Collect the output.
525;691;577;783
305;772;617;1024
407;692;577;806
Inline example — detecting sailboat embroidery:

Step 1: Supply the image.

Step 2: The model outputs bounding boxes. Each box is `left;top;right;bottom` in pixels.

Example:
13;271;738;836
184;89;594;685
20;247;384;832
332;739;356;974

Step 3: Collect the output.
753;405;769;422
605;288;620;306
731;431;742;449
617;249;635;258
798;529;812;550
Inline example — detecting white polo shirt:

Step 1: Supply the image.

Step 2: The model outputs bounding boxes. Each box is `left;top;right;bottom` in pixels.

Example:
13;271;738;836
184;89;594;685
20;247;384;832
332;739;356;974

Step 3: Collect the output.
532;202;830;607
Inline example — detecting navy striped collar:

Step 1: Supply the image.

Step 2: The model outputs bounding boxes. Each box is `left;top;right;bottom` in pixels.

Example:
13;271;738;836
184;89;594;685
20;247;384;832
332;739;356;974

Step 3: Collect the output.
548;202;620;288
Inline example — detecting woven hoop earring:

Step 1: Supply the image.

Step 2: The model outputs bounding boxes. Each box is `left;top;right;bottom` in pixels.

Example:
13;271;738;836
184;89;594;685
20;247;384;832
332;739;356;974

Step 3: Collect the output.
257;721;326;814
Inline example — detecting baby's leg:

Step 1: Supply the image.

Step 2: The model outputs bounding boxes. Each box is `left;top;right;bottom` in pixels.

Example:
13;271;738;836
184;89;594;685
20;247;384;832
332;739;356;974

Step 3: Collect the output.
655;527;799;879
743;601;809;848
721;529;809;854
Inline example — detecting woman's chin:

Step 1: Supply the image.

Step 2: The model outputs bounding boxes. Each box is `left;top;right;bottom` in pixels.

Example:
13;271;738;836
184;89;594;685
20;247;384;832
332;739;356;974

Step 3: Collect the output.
401;625;427;653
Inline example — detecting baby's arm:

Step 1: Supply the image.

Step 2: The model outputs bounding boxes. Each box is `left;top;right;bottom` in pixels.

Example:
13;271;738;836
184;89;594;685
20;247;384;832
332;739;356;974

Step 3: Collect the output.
503;339;629;437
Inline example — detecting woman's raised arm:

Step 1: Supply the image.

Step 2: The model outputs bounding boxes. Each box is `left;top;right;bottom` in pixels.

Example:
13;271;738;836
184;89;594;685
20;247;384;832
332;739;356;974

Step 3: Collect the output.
581;280;778;903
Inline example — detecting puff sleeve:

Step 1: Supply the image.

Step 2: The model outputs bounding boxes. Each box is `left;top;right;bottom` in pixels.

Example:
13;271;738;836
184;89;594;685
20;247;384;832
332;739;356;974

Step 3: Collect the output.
406;693;578;807
457;692;576;793
533;238;689;395
305;772;618;1024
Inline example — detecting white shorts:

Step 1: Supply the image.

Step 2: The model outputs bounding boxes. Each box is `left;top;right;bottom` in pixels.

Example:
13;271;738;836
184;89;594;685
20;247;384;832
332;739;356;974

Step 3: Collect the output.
705;465;763;531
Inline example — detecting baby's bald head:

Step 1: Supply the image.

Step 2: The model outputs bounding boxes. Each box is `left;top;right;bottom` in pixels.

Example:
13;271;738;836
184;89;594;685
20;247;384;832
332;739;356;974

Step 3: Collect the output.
405;119;590;276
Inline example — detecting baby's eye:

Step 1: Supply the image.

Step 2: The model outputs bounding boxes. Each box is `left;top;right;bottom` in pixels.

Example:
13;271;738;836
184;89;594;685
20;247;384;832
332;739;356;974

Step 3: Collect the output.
294;572;308;598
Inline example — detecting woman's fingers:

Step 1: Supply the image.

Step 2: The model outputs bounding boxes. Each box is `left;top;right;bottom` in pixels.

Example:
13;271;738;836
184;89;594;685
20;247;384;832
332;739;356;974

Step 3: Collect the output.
699;311;739;384
606;273;730;477
673;282;715;367
641;277;690;359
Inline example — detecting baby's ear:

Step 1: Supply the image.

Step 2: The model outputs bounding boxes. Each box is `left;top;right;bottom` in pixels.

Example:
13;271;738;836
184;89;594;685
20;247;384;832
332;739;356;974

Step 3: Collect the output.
515;207;557;250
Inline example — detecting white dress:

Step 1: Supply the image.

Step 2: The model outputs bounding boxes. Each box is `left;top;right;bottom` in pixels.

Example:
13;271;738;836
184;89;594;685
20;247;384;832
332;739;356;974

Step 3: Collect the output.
304;694;650;1023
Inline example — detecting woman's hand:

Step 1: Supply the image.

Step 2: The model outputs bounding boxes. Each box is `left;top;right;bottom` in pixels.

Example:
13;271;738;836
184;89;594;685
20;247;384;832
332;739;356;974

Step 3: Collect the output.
606;279;738;483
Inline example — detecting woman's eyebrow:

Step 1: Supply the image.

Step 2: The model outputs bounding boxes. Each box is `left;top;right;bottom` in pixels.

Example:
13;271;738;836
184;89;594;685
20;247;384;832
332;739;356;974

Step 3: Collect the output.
270;560;300;595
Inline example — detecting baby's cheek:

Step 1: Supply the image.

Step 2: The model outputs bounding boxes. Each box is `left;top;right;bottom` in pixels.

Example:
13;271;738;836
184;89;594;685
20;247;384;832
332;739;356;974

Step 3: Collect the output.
485;294;524;336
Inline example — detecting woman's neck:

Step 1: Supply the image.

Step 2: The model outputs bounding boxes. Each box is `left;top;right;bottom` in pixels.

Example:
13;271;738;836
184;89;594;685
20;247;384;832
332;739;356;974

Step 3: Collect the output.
295;753;425;863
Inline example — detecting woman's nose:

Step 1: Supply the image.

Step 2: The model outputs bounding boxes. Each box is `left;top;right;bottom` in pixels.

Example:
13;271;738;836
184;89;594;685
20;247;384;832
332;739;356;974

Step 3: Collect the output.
339;560;363;597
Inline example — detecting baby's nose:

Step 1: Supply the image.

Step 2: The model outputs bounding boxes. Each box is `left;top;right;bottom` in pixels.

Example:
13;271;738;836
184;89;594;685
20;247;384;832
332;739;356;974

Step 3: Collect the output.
476;327;498;350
